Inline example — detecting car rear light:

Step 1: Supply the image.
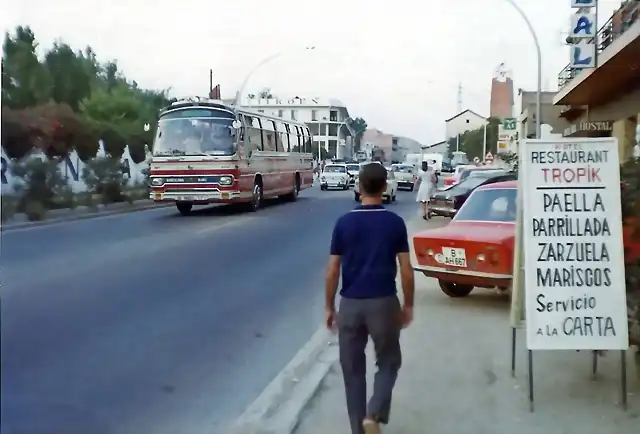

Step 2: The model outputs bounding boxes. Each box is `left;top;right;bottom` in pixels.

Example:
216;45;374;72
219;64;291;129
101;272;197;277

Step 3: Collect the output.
486;247;499;265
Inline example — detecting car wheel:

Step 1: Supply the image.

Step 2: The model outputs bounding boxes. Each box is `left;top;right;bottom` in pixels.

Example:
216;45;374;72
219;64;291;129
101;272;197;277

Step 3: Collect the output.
409;185;414;192
354;192;360;202
249;181;263;212
438;280;474;297
176;202;192;216
321;185;326;191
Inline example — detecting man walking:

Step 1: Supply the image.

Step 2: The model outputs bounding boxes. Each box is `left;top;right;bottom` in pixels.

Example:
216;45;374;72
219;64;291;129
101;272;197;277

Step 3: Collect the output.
325;163;415;434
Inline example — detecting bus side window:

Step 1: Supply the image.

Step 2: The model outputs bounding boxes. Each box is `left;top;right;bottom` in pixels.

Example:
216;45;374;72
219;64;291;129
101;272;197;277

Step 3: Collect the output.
274;121;286;152
284;124;292;152
304;127;312;153
247;115;263;151
263;120;276;151
294;126;302;153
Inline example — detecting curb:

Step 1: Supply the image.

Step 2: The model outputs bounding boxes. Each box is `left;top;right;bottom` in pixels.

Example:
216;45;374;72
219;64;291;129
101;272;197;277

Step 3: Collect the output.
226;327;339;434
1;202;174;231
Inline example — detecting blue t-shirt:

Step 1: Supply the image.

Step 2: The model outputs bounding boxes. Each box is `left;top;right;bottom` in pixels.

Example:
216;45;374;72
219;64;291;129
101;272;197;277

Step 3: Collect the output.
330;204;409;299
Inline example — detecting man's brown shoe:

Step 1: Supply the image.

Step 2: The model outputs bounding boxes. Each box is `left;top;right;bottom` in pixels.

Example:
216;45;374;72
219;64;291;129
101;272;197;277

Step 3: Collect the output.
363;418;381;434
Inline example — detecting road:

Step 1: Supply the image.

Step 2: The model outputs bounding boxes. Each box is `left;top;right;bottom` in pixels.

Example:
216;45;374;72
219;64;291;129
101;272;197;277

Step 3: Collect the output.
1;185;418;434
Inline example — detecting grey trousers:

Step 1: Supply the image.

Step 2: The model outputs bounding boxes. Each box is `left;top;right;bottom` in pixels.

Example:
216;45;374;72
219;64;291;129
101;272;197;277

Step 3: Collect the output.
337;295;402;434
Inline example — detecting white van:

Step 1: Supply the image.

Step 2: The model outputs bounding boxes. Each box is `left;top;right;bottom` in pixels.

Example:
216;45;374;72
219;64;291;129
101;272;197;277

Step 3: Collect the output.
422;153;443;173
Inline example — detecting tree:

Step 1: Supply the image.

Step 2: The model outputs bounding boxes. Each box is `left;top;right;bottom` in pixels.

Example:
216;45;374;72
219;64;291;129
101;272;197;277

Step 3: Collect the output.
258;88;274;99
2;26;52;108
446;117;501;161
348;117;367;152
44;42;93;110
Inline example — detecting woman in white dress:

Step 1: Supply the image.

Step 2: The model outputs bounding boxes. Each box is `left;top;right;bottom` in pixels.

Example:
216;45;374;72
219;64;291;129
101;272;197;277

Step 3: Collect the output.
416;161;436;220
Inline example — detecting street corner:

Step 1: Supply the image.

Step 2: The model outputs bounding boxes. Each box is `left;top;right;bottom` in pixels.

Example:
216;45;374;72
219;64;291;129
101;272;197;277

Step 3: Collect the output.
226;327;339;434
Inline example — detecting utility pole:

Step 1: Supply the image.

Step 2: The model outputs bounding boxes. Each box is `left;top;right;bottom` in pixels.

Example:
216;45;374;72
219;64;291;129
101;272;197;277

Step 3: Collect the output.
456;82;463;113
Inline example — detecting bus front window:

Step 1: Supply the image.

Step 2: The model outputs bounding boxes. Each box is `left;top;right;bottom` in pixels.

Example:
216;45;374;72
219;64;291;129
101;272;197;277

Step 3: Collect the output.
153;118;236;156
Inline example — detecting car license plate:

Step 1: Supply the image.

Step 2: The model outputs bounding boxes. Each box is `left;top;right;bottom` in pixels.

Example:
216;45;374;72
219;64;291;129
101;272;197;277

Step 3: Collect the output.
177;195;210;201
442;247;466;267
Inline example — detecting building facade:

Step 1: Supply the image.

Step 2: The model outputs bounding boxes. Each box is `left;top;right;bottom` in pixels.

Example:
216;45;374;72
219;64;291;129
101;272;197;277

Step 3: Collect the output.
238;96;352;158
361;129;393;163
392;136;423;162
518;89;570;139
445;109;488;143
554;1;639;161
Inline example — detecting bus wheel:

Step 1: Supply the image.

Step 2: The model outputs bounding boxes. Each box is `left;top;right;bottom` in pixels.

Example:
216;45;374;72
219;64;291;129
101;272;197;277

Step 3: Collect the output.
250;181;263;211
285;174;299;201
176;202;193;215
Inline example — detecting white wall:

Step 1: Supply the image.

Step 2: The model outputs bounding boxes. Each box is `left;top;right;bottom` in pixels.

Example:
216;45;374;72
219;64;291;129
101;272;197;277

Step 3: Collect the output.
445;111;487;139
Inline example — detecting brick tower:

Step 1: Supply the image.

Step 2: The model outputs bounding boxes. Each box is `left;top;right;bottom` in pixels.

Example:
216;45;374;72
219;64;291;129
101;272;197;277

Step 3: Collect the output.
489;63;514;118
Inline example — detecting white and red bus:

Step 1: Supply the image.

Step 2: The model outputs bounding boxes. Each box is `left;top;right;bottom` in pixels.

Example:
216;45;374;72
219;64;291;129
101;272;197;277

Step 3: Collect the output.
149;97;314;214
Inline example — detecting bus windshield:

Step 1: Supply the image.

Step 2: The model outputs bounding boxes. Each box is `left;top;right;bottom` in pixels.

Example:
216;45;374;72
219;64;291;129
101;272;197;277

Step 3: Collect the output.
153;118;236;156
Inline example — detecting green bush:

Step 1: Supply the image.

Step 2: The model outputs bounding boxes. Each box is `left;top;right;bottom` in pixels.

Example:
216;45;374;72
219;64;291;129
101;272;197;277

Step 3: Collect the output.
82;156;127;204
1;196;18;222
10;156;71;217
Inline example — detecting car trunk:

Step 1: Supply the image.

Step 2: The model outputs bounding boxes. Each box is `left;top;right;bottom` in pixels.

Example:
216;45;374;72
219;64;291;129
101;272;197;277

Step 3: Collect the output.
413;221;514;277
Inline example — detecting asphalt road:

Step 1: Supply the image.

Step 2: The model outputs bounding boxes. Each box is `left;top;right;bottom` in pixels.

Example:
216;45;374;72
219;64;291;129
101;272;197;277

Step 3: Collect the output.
1;184;419;434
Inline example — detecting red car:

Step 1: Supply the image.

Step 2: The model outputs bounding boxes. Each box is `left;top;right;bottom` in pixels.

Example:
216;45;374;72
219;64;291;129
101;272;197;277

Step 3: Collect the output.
412;181;517;297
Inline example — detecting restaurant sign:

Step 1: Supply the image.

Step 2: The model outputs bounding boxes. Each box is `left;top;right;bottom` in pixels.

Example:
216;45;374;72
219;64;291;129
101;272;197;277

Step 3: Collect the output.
521;137;628;350
563;121;613;137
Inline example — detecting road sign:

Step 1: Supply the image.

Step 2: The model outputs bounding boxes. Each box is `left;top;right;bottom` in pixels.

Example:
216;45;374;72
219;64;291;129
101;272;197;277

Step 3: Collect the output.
503;118;517;130
520;138;628;350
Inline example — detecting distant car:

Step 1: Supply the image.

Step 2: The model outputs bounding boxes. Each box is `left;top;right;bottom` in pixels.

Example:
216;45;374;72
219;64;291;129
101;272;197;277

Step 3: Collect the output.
441;159;453;173
457;166;506;184
443;164;471;187
320;164;349;190
354;164;397;204
345;163;360;186
429;172;516;218
391;164;417;191
412;181;517;297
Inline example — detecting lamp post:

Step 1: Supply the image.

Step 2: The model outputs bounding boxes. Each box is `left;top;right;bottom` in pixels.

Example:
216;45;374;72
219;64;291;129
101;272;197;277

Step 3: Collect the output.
234;46;315;107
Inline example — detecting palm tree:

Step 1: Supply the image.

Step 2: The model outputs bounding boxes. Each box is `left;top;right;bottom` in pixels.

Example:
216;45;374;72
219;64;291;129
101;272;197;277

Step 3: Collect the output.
348;117;368;152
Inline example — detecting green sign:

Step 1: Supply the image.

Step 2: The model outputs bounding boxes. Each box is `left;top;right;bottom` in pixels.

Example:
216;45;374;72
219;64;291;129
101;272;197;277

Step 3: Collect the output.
503;118;517;130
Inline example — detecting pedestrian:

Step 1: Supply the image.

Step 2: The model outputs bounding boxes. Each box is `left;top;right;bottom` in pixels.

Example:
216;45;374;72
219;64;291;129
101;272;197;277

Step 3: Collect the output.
416;160;436;220
324;162;415;434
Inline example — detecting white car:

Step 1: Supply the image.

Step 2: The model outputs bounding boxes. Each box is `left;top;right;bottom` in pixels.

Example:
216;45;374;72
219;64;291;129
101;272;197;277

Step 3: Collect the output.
391;164;417;191
354;165;398;204
345;163;361;187
320;164;350;190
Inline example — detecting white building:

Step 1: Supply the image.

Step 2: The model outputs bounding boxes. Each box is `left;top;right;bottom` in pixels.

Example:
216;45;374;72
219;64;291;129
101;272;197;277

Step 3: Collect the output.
392;136;423;162
444;109;488;140
237;96;352;159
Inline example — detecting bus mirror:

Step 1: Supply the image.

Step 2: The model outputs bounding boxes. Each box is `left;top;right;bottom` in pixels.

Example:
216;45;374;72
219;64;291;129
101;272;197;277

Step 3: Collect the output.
232;120;242;129
143;123;150;132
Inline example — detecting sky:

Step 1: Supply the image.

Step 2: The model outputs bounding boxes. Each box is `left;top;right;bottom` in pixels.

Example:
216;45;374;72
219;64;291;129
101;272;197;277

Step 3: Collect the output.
2;0;620;146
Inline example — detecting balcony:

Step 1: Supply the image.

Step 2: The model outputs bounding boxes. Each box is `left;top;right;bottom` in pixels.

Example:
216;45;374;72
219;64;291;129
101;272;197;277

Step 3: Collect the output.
555;0;640;106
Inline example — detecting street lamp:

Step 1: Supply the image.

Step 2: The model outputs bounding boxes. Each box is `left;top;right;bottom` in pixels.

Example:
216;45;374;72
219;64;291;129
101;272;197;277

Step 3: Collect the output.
234;46;316;107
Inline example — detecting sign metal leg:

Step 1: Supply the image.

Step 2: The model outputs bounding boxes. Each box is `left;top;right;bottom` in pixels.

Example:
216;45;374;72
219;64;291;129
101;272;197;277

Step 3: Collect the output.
621;350;627;411
527;349;534;412
591;350;598;380
511;327;517;377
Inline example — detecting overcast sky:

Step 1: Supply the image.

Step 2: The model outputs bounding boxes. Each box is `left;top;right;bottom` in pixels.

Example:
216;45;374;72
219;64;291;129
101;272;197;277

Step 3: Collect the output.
2;0;619;145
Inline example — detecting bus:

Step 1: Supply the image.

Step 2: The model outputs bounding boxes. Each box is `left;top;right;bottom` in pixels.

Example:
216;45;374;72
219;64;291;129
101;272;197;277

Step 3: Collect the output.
148;97;314;215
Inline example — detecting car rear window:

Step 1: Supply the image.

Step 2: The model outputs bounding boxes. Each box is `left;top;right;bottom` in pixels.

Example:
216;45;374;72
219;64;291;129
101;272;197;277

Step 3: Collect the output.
454;188;517;222
324;165;346;173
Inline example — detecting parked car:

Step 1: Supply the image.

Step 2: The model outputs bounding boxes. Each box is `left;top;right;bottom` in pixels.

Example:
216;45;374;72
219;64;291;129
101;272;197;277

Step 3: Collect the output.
354;164;398;204
391;164;417;191
345;163;360;187
413;181;517;297
429;172;516;218
443;164;471;187
441;159;453;173
457;166;506;184
320;164;350;190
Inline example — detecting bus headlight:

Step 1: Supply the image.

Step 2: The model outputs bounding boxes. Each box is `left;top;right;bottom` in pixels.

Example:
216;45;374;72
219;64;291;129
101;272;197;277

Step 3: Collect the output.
219;176;233;186
150;177;164;186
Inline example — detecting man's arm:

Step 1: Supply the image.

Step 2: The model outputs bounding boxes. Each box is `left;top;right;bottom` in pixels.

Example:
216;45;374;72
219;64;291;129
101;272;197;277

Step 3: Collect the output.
325;255;341;311
396;220;415;308
325;220;343;312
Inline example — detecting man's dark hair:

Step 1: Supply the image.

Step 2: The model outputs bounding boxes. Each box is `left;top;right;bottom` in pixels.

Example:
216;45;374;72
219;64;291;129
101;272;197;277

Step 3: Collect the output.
359;163;387;195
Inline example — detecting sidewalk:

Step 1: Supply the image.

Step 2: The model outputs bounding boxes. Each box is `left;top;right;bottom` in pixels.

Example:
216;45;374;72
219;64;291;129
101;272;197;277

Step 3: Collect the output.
293;219;639;434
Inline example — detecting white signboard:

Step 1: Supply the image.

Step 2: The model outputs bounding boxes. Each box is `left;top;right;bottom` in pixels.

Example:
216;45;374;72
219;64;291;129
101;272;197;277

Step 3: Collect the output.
522;138;628;350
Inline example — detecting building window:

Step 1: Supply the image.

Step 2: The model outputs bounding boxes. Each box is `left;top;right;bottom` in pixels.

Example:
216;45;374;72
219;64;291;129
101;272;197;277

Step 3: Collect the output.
328;140;337;157
328;124;338;137
291;110;297;121
311;110;318;121
278;109;283;118
329;110;338;122
258;109;264;113
308;123;319;135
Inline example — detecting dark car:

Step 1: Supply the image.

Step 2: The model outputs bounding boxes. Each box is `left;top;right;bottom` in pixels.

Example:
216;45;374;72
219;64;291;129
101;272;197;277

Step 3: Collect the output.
429;171;517;218
441;159;453;173
457;167;508;184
